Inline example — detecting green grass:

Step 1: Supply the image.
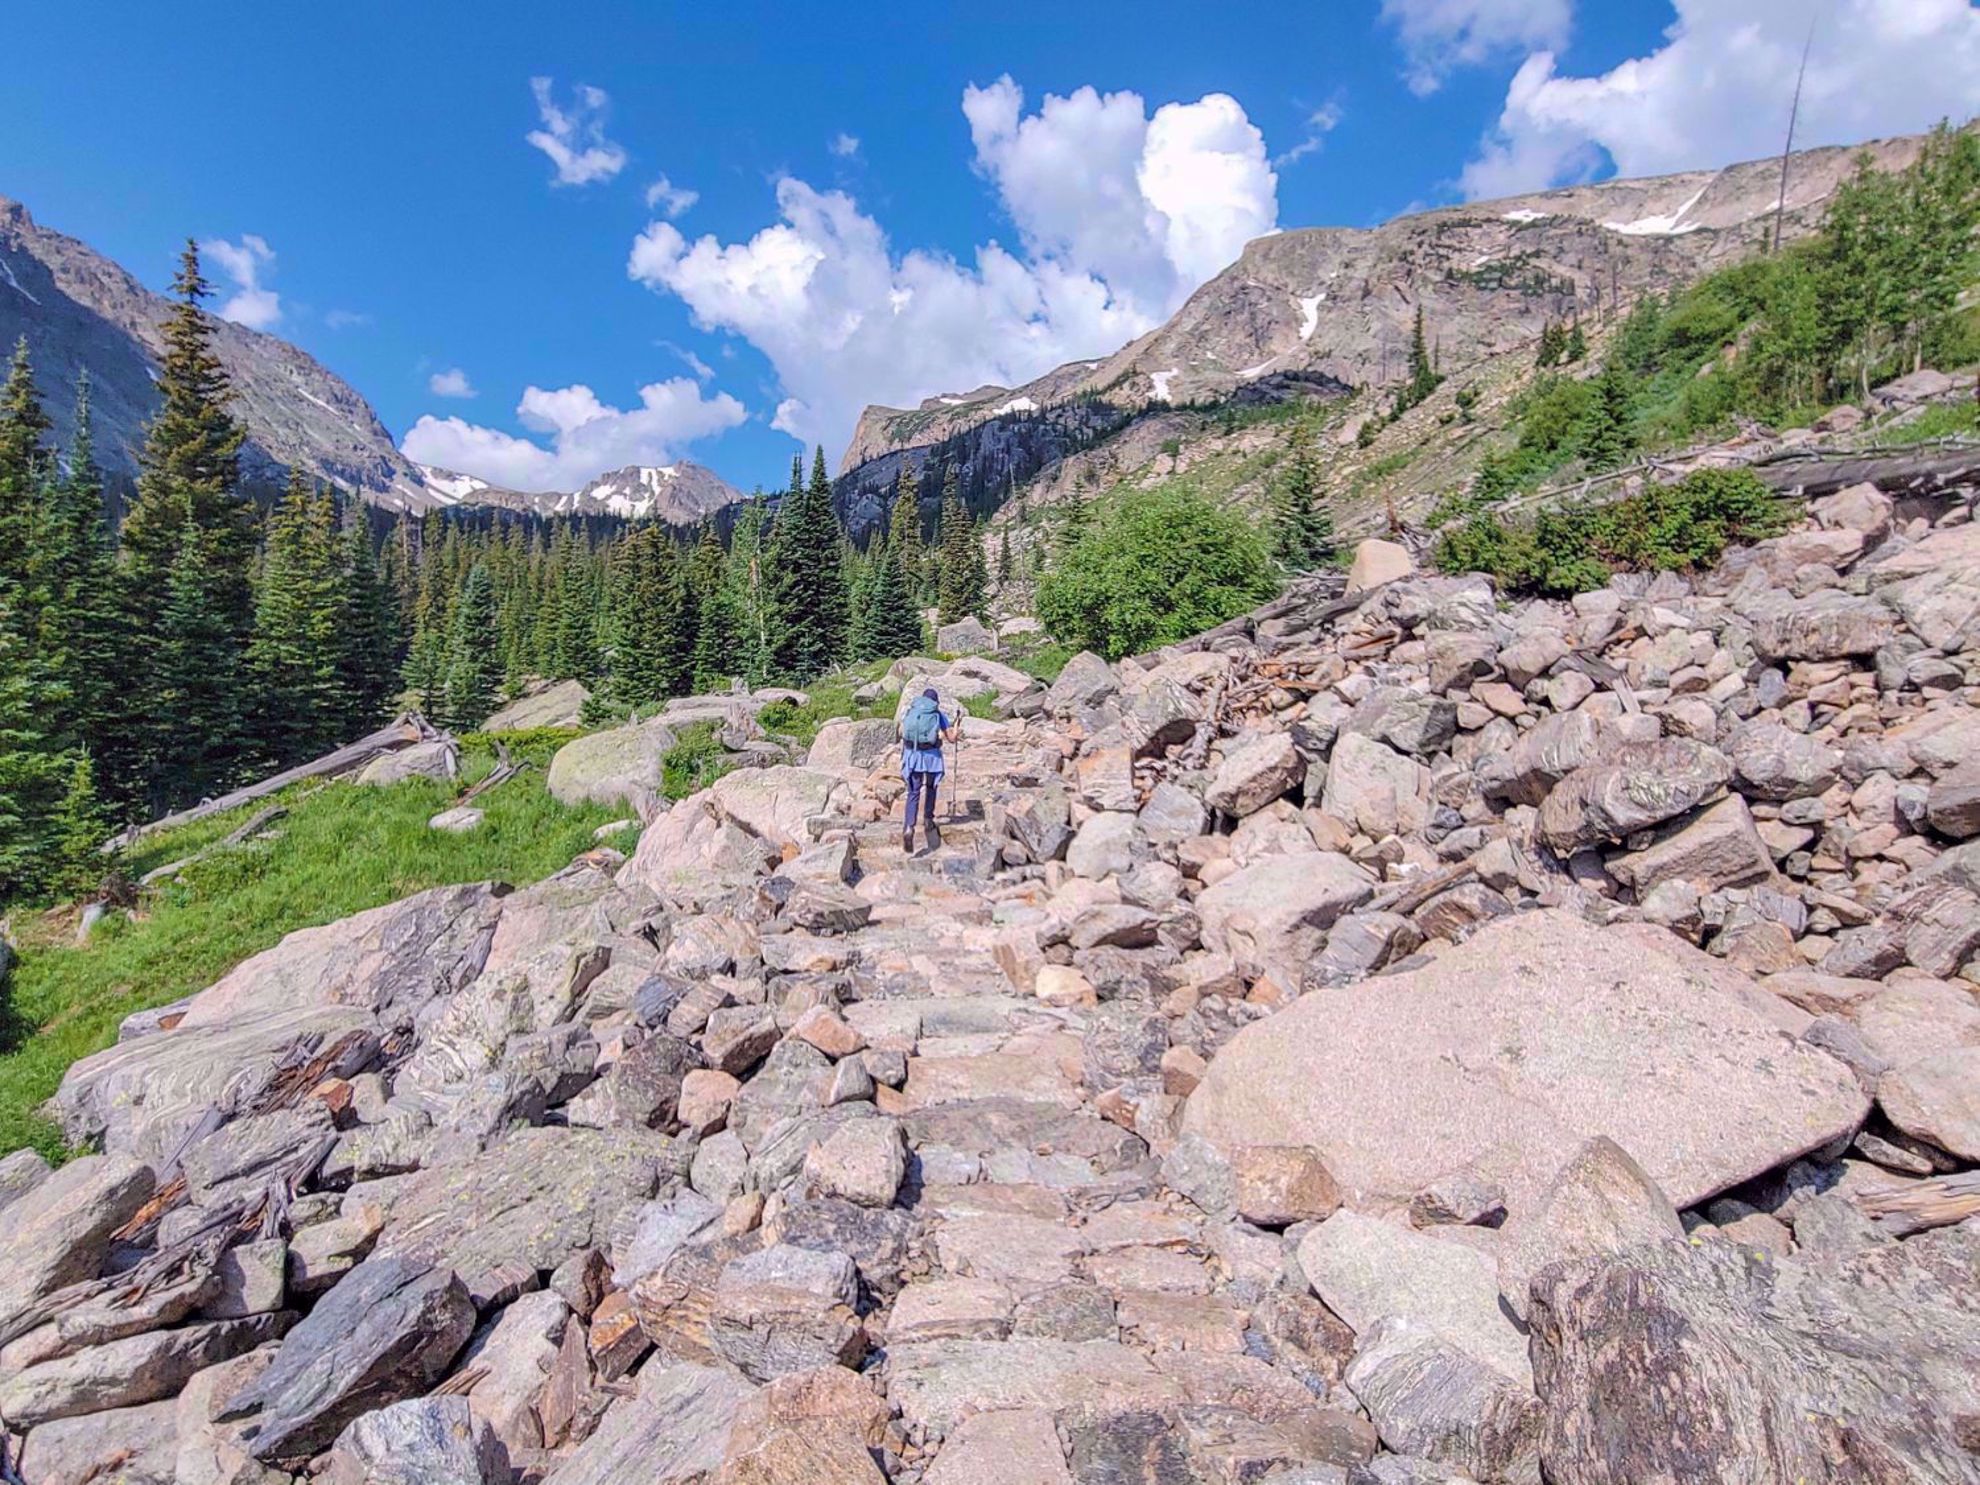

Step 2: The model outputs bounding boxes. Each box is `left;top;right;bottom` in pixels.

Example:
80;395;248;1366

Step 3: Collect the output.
0;735;616;1161
661;721;739;800
1881;399;1980;444
756;662;897;750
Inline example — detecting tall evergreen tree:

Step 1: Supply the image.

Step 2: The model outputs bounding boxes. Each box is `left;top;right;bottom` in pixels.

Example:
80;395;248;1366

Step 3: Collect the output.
0;620;84;900
0;338;53;609
764;448;850;682
1269;419;1336;571
886;465;923;598
247;473;346;767
148;523;247;807
935;466;980;623
334;503;400;738
440;561;500;729
598;526;689;712
1580;365;1638;472
858;528;926;661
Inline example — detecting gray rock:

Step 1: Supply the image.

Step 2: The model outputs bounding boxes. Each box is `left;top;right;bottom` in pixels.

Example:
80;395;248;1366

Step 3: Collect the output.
1728;721;1842;802
0;1313;288;1429
0;1153;155;1336
1066;811;1146;880
1878;1052;1980;1163
1345;687;1458;759
16;1397;179;1485
1747;590;1894;660
1138;782;1208;846
1495;1137;1684;1321
220;1256;475;1464
1925;760;1980;839
1196;853;1374;991
707;1244;865;1381
373;1126;675;1305
323;1396;505;1485
564;1031;700;1132
938;616;997;655
804;1118;907;1208
1537;738;1732;852
1044;652;1120;714
547;722;678;820
1528;1224;1980;1483
1205;730;1306;816
1490;710;1603;807
1345;1317;1542;1485
357;739;458;787
0;1147;51;1214
1322;732;1432;837
1608;795;1773;897
539;1362;753;1485
1009;781;1074;862
1299;1212;1531;1386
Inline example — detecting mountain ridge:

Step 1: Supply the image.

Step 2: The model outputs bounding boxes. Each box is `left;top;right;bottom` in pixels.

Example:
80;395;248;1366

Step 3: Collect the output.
839;130;1938;473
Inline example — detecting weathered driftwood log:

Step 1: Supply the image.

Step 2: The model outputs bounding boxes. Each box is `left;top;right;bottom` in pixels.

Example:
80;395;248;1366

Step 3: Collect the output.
103;714;444;855
1751;439;1980;500
1855;1170;1980;1237
137;803;289;887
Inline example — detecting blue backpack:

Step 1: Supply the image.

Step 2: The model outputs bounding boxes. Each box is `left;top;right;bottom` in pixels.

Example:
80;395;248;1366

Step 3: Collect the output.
903;696;944;748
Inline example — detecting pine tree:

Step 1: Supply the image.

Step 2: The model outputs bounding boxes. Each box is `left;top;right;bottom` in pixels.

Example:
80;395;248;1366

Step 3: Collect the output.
726;492;771;684
148;523;247;809
887;465;923;597
935;466;978;623
0;338;53;609
966;516;990;618
1579;365;1638;471
1562;319;1587;364
247;472;346;766
440;561;500;729
44;751;105;900
1395;306;1443;413
859;528;926;661
0;617;79;899
335;503;399;738
997;527;1012;585
598;526;688;713
29;375;128;791
1536;321;1564;368
764;448;850;682
120;243;257;811
1270;419;1336;571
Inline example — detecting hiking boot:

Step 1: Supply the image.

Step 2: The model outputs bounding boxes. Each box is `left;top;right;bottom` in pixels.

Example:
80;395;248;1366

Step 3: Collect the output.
901;829;914;855
926;824;943;851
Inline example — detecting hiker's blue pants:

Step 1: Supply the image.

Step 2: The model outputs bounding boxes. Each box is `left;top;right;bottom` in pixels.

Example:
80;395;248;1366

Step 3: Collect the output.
904;771;939;832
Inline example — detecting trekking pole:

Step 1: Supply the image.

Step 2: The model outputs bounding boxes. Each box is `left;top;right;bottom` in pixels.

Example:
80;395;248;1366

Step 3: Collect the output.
948;709;966;824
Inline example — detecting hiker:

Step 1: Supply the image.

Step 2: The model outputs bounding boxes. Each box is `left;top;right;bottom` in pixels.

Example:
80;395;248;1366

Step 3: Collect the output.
898;686;957;854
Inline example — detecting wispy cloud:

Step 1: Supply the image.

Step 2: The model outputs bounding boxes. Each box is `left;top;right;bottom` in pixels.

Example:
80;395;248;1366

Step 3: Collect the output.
644;174;699;218
428;367;477;399
200;234;281;329
829;132;861;158
324;308;372;330
1272;99;1345;168
526;77;628;186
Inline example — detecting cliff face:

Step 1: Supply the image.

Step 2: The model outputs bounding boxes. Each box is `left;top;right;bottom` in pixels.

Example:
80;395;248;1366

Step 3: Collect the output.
839;132;1932;475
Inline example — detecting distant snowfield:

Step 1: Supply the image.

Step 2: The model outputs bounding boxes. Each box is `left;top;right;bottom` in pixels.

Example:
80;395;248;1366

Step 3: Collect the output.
1148;368;1179;402
1296;295;1324;341
1605;186;1708;237
0;254;40;304
992;396;1036;416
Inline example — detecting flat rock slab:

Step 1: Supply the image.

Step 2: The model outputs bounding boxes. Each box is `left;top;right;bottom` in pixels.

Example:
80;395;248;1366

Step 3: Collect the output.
886;1339;1183;1439
541;1362;755;1485
374;1126;675;1300
1184;910;1867;1217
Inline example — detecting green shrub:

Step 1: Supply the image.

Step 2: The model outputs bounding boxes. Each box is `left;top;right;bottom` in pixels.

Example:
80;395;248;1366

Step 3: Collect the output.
662;722;736;800
1036;484;1277;660
1435;468;1789;597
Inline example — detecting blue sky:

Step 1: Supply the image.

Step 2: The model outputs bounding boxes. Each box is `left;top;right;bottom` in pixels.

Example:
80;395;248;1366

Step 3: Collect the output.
5;1;1977;493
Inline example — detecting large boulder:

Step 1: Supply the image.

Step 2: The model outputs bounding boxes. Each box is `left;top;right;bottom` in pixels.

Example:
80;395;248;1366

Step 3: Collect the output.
547;722;679;820
618;793;781;906
1528;1225;1980;1484
1346;539;1414;594
323;1396;506;1485
937;616;997;655
1183;910;1867;1217
806;718;898;774
1195;853;1375;991
540;1362;754;1484
1537;739;1732;853
1320;733;1431;838
481;677;591;732
1204;731;1305;816
711;767;849;854
356;739;459;787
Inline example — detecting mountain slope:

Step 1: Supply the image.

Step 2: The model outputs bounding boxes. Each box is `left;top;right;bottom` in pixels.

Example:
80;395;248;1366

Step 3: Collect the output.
841;131;1935;473
0;198;747;524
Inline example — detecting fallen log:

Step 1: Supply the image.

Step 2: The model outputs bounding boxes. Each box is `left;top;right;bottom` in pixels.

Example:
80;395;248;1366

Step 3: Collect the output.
103;713;444;855
456;737;527;805
1749;439;1980;500
137;803;288;886
1855;1170;1980;1237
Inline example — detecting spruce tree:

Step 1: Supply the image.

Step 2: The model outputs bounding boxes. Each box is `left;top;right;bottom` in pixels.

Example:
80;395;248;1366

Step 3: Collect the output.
120;243;258;810
440;561;500;729
598;526;688;712
0;618;81;899
1579;365;1638;472
726;492;771;684
335;503;399;737
247;472;345;766
148;523;247;808
1395;306;1443;412
860;528;925;660
1536;321;1563;368
935;466;976;623
0;338;53;609
764;448;850;682
1562;320;1587;364
887;465;923;597
1270;419;1336;570
997;527;1012;585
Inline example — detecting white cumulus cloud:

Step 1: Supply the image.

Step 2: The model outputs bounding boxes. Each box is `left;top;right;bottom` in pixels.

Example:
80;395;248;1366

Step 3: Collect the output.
526;77;628;186
402;377;745;493
200;233;281;330
1381;0;1572;94
628;76;1279;456
1461;0;1980;200
644;174;699;218
428;367;477;399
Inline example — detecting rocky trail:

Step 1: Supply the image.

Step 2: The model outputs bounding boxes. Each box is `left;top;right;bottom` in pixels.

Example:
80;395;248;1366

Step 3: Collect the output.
4;462;1980;1482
